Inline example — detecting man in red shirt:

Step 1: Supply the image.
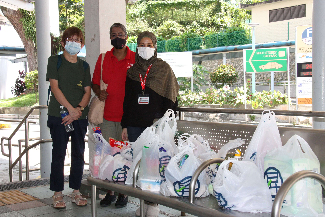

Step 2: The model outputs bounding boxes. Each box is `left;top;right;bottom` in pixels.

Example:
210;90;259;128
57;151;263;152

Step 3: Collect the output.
92;23;135;208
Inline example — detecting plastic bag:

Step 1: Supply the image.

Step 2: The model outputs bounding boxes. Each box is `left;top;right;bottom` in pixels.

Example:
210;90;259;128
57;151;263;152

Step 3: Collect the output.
215;138;245;159
213;160;272;213
90;132;111;178
137;135;161;191
243;110;282;172
98;153;132;182
126;110;177;185
264;135;323;216
160;145;209;197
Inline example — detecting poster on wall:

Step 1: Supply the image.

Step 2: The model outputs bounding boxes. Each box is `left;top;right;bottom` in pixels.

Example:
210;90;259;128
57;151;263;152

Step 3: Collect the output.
296;25;312;105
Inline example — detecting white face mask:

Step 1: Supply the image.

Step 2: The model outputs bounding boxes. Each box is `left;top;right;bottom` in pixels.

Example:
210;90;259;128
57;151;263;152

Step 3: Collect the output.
65;41;81;55
137;47;155;60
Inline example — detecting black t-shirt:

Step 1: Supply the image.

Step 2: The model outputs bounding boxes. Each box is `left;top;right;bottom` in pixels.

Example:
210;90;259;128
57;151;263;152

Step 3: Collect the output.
46;55;91;119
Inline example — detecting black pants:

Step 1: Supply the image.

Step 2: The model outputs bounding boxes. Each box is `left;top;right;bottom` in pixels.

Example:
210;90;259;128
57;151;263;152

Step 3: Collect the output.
47;116;88;192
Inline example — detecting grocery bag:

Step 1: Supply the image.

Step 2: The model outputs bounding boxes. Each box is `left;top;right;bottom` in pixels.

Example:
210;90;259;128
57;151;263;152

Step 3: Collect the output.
264;135;323;216
243;110;282;172
137;135;161;191
126;110;177;185
98;153;132;182
213;160;272;213
160;145;209;197
90;132;111;178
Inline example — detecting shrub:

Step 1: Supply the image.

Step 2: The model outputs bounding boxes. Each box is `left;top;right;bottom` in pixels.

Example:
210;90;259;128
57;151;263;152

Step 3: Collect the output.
210;64;238;88
11;70;26;97
25;70;39;103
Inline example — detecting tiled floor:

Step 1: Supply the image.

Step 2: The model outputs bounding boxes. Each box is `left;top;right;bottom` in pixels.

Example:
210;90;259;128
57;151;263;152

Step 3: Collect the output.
0;182;196;217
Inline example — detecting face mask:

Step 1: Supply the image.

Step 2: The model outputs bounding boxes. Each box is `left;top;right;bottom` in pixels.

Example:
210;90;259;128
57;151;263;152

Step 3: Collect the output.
137;47;155;60
111;37;126;49
65;41;81;55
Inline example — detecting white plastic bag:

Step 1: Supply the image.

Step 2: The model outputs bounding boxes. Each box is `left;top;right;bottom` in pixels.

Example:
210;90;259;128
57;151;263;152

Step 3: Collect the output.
90;132;111;178
137;137;161;191
243;110;282;172
213;160;272;213
126;110;177;185
264;135;322;216
160;145;209;197
98;153;132;182
215;138;245;159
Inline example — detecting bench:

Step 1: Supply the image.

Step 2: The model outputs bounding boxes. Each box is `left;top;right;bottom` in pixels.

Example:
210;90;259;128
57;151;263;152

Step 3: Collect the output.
87;108;325;216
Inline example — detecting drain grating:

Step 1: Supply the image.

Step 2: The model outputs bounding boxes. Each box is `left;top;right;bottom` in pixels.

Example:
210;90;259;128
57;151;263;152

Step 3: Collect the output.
0;190;37;205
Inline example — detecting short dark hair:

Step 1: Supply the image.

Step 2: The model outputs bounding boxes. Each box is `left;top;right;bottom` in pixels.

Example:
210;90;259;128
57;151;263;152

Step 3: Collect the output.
110;23;127;36
61;26;84;45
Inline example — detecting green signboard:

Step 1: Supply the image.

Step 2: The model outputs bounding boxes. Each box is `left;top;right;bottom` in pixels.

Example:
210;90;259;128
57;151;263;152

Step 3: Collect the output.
245;48;288;73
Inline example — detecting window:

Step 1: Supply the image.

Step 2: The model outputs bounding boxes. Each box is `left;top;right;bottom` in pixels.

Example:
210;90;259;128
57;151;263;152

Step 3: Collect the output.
269;4;306;23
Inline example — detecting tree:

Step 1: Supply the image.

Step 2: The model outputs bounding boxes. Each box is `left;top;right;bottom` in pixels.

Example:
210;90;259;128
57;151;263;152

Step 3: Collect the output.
0;7;38;71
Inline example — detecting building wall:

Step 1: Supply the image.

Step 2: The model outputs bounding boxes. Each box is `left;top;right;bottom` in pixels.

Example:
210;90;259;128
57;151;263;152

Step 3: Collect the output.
0;58;25;99
249;0;313;43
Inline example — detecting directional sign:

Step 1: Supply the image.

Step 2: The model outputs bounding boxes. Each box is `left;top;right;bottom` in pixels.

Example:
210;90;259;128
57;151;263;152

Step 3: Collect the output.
245;48;288;73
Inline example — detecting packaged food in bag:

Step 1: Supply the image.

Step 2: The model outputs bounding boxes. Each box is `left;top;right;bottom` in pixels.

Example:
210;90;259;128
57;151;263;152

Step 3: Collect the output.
213;160;272;213
243;110;282;172
264;135;323;216
160;145;209;197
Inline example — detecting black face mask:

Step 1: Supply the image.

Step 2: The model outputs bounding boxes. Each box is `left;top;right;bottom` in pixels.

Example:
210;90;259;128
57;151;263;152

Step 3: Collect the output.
111;37;126;49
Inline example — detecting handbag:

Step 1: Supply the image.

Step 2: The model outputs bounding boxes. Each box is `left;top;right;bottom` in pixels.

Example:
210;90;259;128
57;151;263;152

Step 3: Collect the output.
88;53;108;125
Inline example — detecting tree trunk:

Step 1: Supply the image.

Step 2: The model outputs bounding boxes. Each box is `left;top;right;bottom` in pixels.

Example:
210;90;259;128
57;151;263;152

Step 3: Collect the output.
1;7;38;72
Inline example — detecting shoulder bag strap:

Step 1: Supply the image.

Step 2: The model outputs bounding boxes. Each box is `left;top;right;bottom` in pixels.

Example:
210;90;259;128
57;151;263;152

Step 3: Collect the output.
100;53;107;91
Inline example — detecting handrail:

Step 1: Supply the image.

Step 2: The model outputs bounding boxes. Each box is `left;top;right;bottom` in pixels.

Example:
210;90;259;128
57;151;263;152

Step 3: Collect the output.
0;105;47;157
177;107;325;117
10;139;52;181
132;160;144;217
271;170;325;217
189;158;224;204
0;105;48;182
5;105;47;141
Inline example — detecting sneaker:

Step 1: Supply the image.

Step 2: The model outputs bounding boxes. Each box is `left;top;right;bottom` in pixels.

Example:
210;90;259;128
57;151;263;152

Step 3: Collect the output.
136;204;148;216
99;194;116;207
115;195;128;208
146;203;159;217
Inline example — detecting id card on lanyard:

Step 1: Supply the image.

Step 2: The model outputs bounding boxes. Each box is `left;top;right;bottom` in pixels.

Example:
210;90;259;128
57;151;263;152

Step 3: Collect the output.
138;64;152;104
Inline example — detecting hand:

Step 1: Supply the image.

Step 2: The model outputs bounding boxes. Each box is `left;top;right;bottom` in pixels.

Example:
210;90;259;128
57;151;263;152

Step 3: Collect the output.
62;107;81;125
98;90;108;101
121;128;128;141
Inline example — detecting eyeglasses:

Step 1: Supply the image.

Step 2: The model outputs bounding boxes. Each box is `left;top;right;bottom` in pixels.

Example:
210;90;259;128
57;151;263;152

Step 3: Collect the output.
66;38;82;43
110;34;126;39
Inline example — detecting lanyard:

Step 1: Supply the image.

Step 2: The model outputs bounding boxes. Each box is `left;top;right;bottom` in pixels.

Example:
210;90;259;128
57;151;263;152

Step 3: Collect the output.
139;64;152;93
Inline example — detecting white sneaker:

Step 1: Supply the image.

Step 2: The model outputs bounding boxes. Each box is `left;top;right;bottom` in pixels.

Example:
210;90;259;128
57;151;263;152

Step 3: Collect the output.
136;204;148;217
146;203;159;217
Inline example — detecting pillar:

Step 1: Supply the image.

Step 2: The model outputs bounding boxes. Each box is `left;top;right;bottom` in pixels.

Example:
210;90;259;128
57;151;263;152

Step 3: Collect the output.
312;0;325;129
35;0;52;178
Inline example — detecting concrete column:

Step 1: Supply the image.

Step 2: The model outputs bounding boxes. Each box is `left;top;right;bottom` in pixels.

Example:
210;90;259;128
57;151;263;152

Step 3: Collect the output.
84;0;126;75
312;0;325;129
84;0;126;163
35;0;52;178
222;53;226;64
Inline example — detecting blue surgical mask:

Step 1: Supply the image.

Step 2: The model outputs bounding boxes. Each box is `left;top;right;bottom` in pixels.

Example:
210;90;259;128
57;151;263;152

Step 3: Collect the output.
65;41;81;55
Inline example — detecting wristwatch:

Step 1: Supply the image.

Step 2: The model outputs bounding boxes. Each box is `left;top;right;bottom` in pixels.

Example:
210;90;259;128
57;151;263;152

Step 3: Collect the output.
77;105;84;111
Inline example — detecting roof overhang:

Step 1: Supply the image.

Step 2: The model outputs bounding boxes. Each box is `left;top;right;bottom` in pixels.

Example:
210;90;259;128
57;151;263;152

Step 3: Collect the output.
241;0;285;9
0;46;25;56
0;0;34;11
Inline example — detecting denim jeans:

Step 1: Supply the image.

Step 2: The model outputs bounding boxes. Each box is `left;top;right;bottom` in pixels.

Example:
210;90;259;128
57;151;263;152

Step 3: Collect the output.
47;116;88;192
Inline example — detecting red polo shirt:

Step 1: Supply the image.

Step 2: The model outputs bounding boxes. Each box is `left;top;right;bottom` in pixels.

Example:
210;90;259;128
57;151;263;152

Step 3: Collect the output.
92;46;135;122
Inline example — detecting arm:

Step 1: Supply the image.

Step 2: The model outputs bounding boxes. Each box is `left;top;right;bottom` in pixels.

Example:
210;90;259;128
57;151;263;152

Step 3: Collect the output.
92;84;108;101
49;78;81;124
78;86;91;108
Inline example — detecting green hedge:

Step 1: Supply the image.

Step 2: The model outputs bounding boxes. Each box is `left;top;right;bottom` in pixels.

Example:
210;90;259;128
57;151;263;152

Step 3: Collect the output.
127;29;251;52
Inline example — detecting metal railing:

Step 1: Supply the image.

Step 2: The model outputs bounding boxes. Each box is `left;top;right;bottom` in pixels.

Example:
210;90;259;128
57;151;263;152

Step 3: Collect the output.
271;171;325;217
0;105;47;182
177;107;325;119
